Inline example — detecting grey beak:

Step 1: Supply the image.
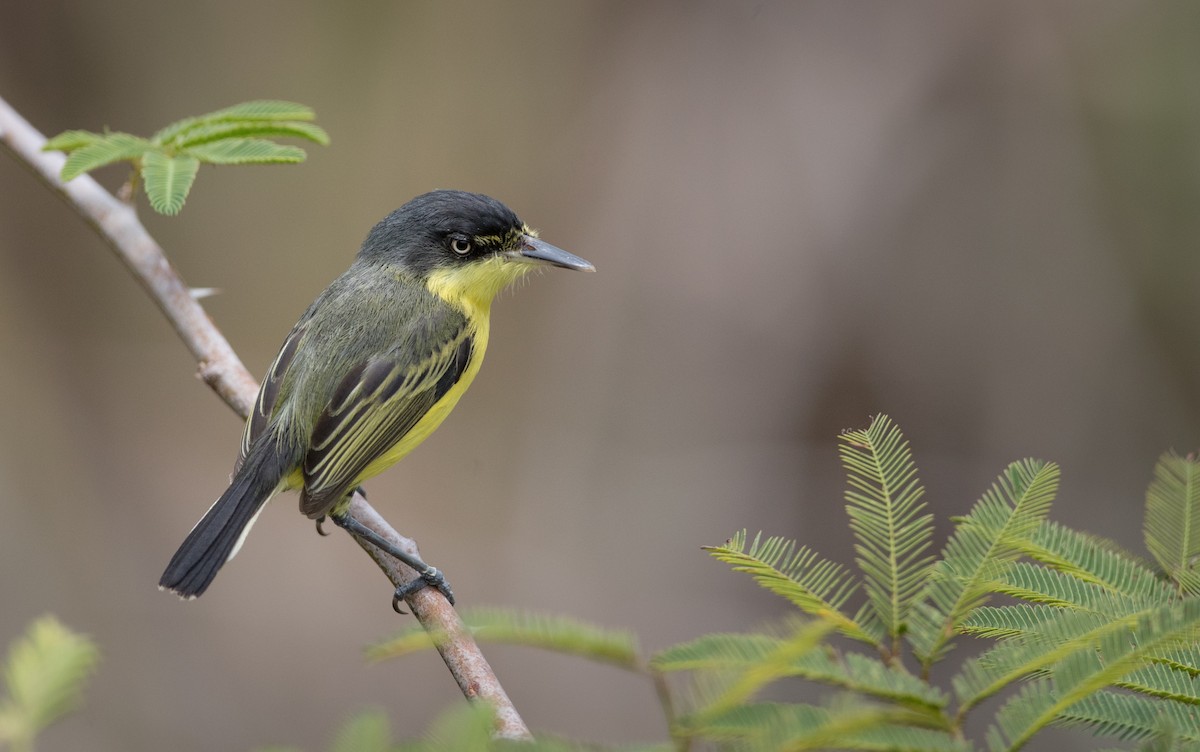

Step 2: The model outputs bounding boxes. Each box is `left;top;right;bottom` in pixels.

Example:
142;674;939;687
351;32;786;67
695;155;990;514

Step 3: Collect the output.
519;236;595;272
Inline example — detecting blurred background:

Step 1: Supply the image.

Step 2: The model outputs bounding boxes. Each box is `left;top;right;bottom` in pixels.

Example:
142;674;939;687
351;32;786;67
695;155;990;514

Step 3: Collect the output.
2;1;1200;749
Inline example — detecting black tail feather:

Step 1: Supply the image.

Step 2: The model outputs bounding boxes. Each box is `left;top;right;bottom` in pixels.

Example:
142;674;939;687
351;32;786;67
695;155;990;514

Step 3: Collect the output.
159;440;295;598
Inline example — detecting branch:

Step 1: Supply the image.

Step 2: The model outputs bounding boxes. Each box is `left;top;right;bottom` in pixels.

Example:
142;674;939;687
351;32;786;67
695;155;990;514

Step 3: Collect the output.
0;95;529;740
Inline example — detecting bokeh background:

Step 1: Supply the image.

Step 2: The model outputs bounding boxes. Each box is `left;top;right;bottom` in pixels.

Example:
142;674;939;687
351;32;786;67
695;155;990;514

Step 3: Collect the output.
3;2;1200;750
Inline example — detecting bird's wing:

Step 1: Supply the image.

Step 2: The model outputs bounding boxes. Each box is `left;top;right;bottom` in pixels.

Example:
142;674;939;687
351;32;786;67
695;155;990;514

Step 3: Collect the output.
297;320;475;517
235;322;309;473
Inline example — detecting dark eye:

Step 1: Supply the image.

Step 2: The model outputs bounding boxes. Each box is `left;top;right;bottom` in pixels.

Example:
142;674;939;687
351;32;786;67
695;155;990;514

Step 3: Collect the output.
450;237;472;256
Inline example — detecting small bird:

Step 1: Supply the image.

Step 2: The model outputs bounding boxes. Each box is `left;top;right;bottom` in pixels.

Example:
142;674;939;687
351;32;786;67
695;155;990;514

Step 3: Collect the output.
159;190;594;602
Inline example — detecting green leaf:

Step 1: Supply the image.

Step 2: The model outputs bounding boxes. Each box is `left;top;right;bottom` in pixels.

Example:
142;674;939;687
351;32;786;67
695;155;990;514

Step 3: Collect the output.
1018;520;1168;599
1057;689;1200;743
683;700;967;751
0;616;99;747
184;138;307;165
910;459;1059;666
368;608;640;670
140;152;200;216
971;598;1200;749
152;100;316;144
839;415;935;643
704;530;872;643
332;709;391;752
172;120;329;148
664;620;834;719
1145;452;1200;592
59;132;151;181
42;129;105;152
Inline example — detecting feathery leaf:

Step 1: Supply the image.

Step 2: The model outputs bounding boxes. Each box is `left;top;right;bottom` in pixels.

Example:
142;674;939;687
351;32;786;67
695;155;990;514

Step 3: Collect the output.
911;459;1059;665
0;616;99;747
368;608;640;670
331;709;391;752
152;99;316;144
839;415;935;642
1145;452;1200;593
184;138;307;165
59;132;150;181
172;120;329;148
140;152;199;215
705;530;872;643
42;129;105;151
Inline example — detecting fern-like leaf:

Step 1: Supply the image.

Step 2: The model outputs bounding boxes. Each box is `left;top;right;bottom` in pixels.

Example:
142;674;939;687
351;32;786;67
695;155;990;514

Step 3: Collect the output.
0;616;99;747
331;709;391;752
839;415;935;643
981;599;1200;750
140;152;200;216
705;530;872;643
184;138;307;165
1145;452;1200;594
172;120;329;148
1056;689;1200;743
368;608;640;670
42;129;104;152
152;100;317;144
662;620;834;718
59;132;150;180
1018;520;1169;599
910;459;1059;665
685;700;967;751
960;604;1069;640
1117;662;1200;706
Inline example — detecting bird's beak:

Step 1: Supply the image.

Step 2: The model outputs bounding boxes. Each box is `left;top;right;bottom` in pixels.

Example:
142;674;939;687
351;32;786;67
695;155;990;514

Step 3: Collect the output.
517;236;595;272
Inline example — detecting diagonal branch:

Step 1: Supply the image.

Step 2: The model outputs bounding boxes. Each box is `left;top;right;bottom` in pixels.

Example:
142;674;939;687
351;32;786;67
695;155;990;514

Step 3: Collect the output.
0;94;529;740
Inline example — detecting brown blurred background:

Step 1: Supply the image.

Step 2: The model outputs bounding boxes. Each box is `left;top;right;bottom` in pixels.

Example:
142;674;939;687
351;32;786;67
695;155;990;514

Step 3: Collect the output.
3;2;1200;750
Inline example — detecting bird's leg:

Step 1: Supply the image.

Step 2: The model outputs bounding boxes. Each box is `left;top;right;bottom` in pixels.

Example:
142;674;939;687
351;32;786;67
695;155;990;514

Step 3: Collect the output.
316;488;365;537
330;511;455;613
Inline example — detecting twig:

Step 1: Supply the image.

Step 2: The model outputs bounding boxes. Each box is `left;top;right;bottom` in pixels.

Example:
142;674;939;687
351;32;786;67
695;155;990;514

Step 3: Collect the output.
0;94;529;740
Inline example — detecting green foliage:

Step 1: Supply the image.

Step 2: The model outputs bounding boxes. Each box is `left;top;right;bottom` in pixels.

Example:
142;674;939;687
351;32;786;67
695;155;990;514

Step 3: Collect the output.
43;100;327;215
0;616;99;752
368;607;640;670
1145;452;1200;594
369;416;1200;752
839;416;935;646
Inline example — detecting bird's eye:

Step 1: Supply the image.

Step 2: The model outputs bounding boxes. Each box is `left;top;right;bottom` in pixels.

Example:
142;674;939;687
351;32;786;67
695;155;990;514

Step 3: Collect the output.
450;237;473;256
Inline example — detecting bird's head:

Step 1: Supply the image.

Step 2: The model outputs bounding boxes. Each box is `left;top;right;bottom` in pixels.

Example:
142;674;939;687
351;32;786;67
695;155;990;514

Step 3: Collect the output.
359;190;594;310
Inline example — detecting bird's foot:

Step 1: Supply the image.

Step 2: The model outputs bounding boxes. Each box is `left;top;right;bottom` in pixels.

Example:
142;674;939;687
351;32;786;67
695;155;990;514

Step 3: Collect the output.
392;567;454;614
314;515;330;536
330;511;455;613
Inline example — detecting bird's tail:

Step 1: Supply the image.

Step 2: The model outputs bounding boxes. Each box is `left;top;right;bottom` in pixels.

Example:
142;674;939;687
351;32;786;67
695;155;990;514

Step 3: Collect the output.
159;438;298;598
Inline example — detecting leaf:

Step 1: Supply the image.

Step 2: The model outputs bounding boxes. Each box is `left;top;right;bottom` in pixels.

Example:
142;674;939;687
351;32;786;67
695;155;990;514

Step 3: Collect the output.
704;530;872;643
368;608;640;670
332;709;391;752
1057;689;1200;743
0;616;99;746
969;598;1200;749
59;132;151;180
1145;452;1200;592
839;415;935;642
683;700;967;751
152;100;316;144
655;620;835;719
1019;520;1170;600
140;152;200;216
172;120;330;148
910;459;1059;666
42;129;105;151
184;138;307;165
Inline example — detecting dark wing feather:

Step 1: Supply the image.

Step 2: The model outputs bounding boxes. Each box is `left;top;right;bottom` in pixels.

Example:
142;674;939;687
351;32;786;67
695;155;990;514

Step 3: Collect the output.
235;322;308;473
298;324;474;517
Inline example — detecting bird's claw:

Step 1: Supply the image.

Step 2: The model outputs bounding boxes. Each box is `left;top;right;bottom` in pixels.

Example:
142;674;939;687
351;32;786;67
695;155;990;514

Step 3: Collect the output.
392;566;455;614
314;515;330;536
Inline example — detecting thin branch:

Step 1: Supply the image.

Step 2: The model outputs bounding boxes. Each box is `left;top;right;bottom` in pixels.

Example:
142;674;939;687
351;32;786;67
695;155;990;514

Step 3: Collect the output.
0;94;529;740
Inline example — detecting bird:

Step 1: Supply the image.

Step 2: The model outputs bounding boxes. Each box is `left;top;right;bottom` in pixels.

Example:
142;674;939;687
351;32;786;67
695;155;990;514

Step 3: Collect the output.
159;189;594;604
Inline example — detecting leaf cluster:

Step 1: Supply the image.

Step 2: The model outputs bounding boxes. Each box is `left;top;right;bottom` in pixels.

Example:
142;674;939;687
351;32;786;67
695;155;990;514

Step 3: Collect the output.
0;616;99;752
43;100;328;215
369;416;1200;752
